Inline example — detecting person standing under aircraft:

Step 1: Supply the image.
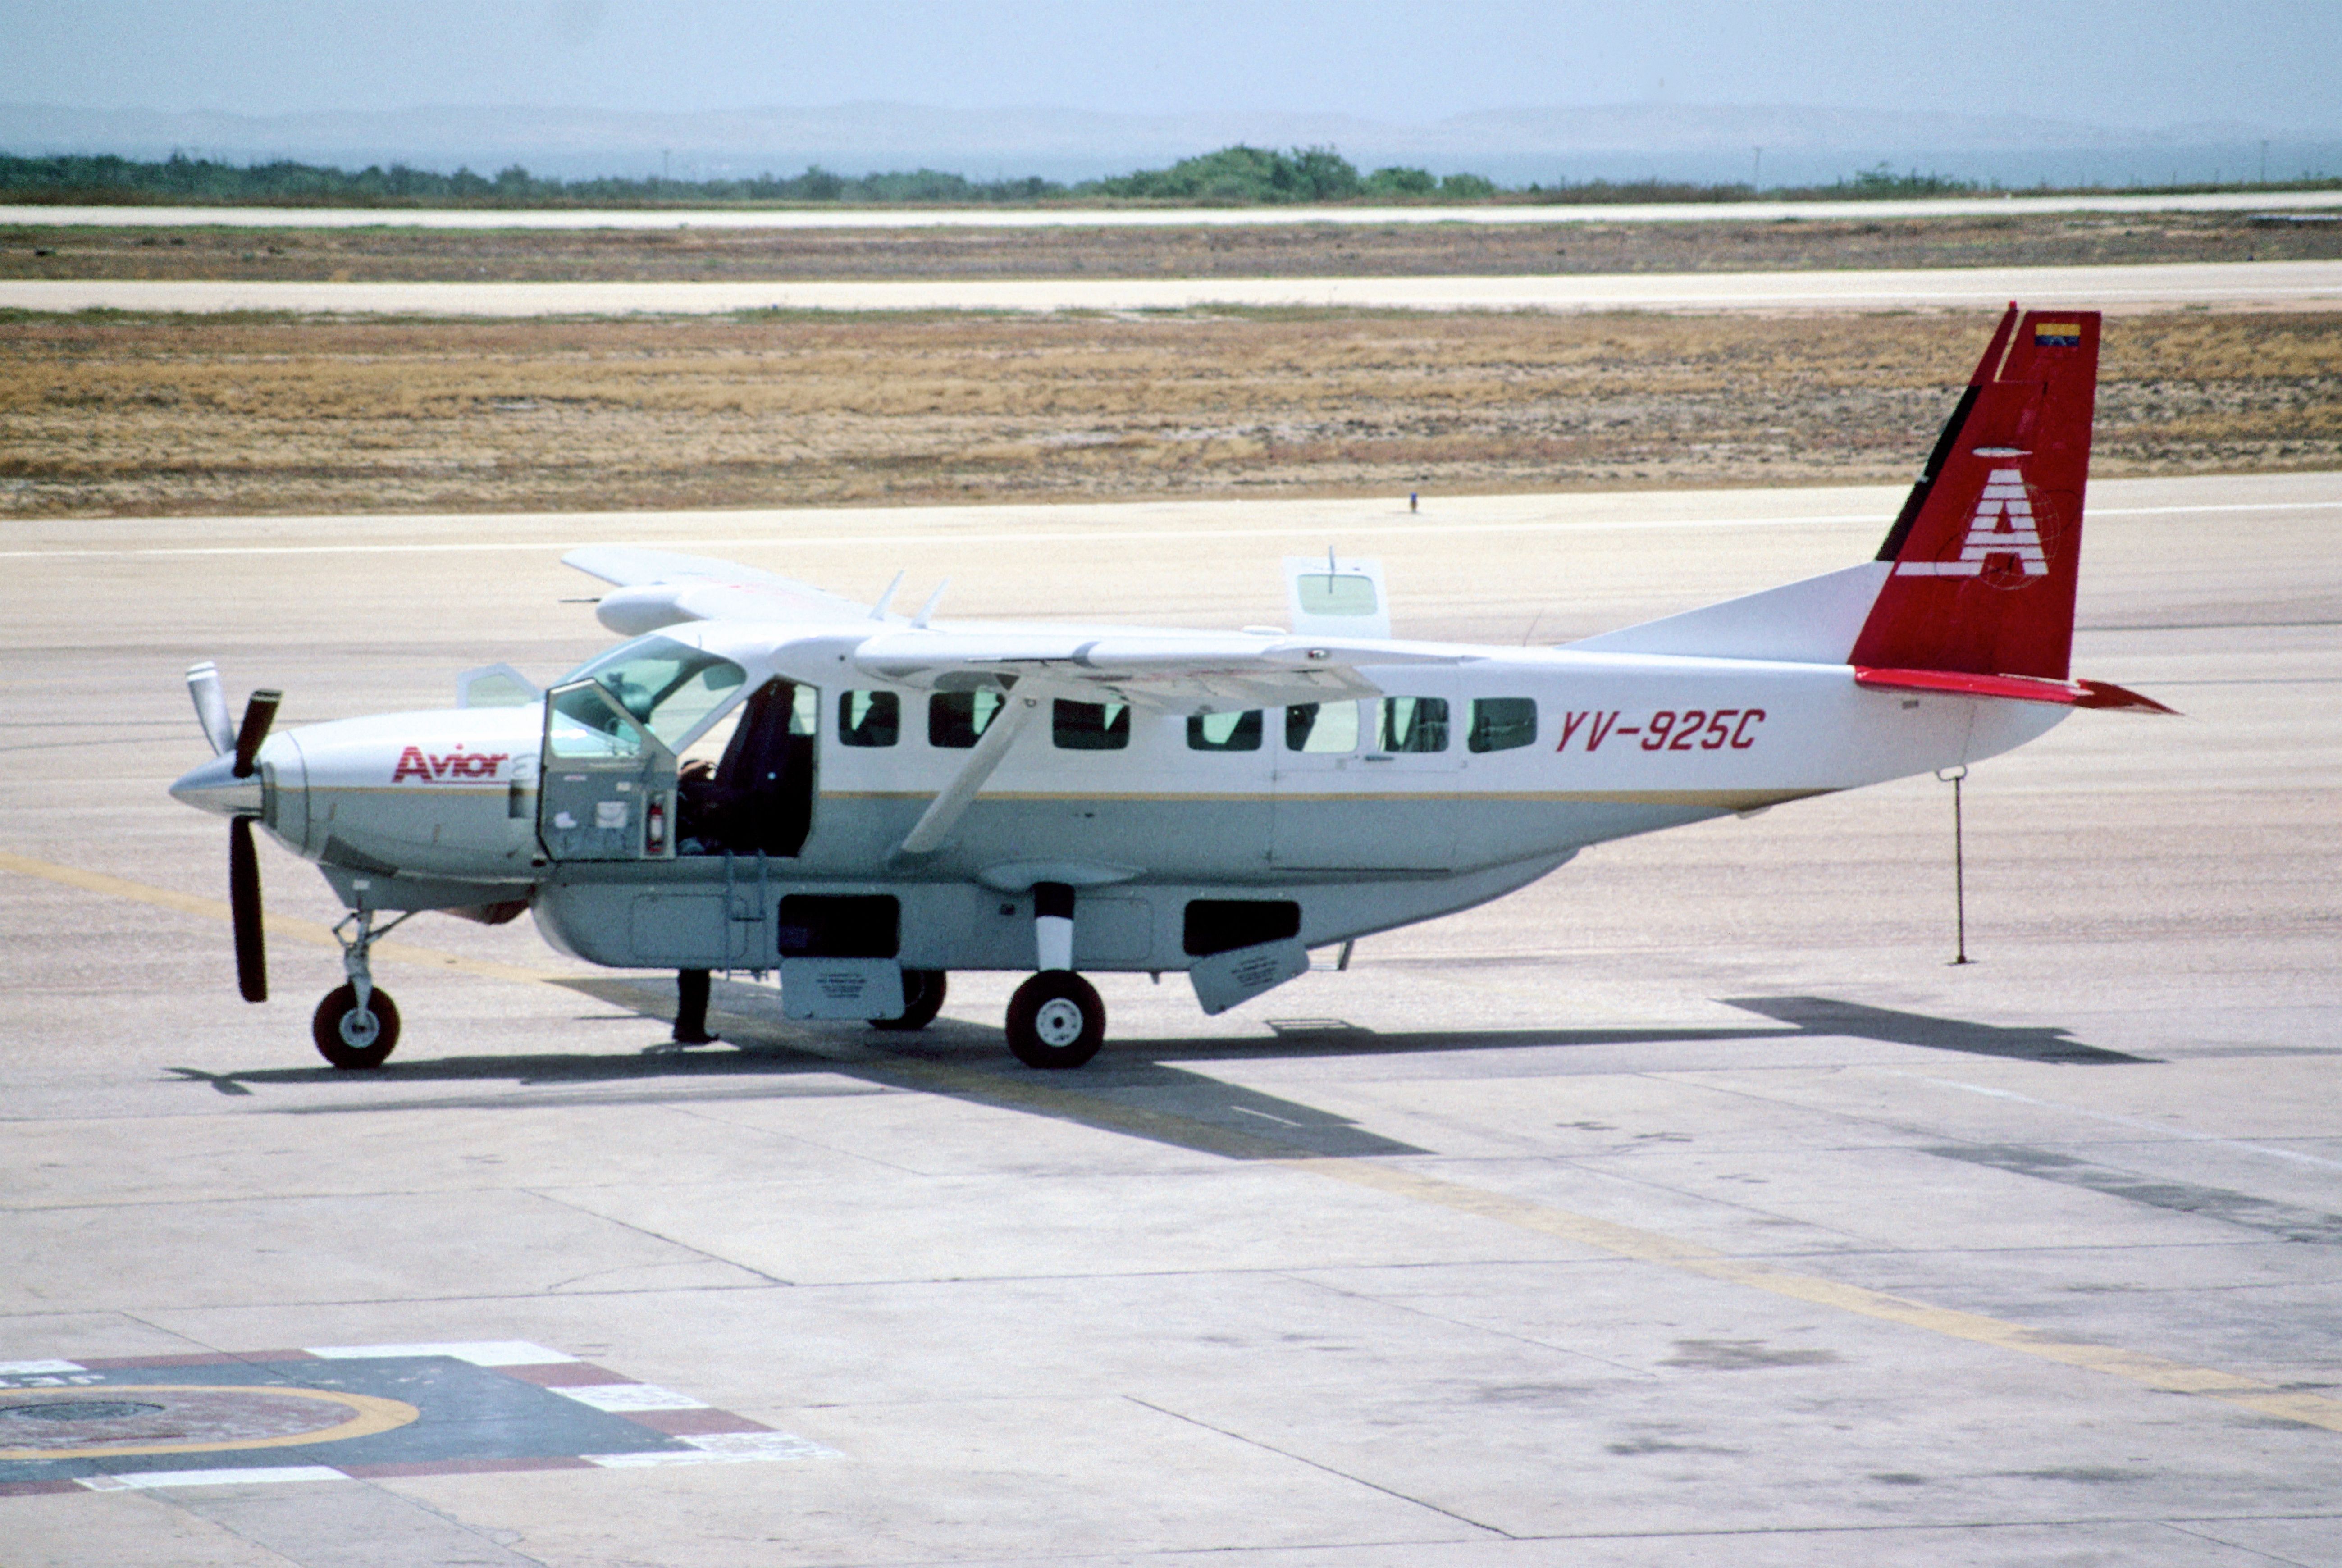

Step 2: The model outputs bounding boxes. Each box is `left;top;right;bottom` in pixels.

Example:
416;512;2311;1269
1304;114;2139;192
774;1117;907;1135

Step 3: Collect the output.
673;967;714;1044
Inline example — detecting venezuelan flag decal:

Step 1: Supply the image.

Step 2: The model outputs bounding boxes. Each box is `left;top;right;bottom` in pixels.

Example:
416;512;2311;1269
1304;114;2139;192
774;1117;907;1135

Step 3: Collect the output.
2034;322;2083;346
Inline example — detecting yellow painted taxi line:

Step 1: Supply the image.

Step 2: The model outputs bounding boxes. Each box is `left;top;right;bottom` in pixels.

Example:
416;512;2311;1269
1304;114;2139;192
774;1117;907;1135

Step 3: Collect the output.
834;1051;2342;1436
0;849;558;986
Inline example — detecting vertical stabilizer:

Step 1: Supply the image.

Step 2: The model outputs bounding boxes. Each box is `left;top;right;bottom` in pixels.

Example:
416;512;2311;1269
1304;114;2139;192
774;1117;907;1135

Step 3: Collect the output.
1849;306;2100;680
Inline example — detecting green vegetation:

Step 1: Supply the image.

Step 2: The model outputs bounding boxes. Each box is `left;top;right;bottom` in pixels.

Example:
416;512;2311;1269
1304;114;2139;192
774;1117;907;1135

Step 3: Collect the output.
0;151;1060;206
0;146;2333;210
1080;144;1501;203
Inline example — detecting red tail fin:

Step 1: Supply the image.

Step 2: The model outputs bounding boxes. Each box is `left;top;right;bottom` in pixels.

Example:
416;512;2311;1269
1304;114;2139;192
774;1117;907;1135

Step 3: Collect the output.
1849;305;2100;680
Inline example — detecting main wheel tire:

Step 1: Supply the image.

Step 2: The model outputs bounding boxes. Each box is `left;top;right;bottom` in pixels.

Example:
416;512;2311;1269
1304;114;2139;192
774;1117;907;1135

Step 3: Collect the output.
1004;972;1105;1069
312;983;400;1069
870;969;948;1032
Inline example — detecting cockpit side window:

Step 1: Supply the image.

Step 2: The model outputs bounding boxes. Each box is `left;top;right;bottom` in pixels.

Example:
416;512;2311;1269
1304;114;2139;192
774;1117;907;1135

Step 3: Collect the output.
546;682;651;760
562;636;748;750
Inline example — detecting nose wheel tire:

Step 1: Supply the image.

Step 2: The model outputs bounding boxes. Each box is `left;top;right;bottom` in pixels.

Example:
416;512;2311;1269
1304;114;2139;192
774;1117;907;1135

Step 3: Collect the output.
312;983;400;1069
1005;972;1105;1069
870;969;948;1032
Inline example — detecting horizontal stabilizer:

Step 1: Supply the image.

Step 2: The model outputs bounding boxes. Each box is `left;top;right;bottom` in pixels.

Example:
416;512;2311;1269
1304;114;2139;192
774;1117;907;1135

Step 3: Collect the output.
1854;665;2176;713
1568;562;1889;663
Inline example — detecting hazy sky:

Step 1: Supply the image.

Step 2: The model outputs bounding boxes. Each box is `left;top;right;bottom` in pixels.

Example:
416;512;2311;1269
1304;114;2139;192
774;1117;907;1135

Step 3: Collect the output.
2;0;2336;130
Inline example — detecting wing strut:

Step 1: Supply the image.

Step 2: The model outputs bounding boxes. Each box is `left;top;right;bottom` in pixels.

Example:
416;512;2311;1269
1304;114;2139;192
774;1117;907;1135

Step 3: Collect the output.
892;687;1049;862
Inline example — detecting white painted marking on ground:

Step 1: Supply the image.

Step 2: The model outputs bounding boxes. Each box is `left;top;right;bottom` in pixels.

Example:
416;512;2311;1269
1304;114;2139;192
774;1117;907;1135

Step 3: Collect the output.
583;1431;839;1465
302;1341;575;1366
7;191;2337;231
683;1431;841;1459
551;1383;708;1413
0;1360;86;1374
76;1466;349;1491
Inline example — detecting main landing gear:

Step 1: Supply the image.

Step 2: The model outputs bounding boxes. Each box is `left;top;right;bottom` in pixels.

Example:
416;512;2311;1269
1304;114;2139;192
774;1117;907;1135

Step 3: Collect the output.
1005;971;1105;1069
313;907;411;1069
871;968;948;1032
1001;880;1105;1069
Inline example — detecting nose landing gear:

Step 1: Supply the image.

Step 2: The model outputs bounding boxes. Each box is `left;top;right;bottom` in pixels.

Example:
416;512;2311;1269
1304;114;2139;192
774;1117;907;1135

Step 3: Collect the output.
313;906;411;1069
314;982;400;1069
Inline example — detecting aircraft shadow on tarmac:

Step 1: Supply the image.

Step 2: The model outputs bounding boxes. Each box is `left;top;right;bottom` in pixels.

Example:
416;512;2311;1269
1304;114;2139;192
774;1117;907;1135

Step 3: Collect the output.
164;985;2142;1164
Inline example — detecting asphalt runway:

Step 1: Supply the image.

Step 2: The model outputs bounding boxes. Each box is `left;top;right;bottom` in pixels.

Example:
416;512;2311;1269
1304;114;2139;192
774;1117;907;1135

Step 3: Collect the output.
8;258;2342;316
3;473;2339;1565
8;188;2340;230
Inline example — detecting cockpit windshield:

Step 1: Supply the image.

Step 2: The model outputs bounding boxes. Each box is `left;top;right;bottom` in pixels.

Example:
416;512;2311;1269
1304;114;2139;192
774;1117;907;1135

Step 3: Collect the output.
560;636;748;748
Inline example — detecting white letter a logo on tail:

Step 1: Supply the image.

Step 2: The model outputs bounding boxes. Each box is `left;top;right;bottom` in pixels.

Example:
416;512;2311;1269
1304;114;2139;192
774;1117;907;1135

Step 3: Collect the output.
1897;467;2049;577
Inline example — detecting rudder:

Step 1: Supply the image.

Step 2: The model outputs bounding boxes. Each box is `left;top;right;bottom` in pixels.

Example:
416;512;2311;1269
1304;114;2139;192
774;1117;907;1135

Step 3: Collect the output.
1849;305;2100;680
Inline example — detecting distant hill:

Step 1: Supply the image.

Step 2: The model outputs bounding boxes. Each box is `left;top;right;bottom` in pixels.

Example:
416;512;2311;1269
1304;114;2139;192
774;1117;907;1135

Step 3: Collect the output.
1;101;2333;190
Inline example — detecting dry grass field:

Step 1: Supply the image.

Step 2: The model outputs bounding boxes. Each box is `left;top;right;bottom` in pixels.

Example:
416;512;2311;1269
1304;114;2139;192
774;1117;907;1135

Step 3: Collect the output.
4;210;2340;283
2;307;2336;516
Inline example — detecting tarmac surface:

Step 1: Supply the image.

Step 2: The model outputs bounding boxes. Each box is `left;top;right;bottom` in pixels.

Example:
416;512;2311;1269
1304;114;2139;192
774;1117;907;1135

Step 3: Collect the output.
7;189;2342;230
2;474;2338;1564
7;258;2342;315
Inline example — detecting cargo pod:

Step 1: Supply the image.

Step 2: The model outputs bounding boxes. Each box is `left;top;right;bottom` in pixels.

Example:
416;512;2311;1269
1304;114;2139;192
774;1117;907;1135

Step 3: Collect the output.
777;893;904;1021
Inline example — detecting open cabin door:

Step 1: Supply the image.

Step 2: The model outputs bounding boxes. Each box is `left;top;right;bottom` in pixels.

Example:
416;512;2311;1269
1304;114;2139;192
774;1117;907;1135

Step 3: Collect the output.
539;680;680;861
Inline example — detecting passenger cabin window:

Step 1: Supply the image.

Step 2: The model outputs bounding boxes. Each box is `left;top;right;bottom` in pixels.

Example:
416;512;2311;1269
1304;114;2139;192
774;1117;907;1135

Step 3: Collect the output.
929;690;1004;748
1187;710;1263;751
1293;574;1379;618
1469;697;1539;752
1378;697;1449;753
1285;701;1360;753
1053;699;1129;750
838;689;900;747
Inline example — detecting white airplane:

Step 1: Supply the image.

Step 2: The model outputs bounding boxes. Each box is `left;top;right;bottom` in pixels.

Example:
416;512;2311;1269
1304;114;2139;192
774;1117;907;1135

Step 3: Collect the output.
171;305;2167;1070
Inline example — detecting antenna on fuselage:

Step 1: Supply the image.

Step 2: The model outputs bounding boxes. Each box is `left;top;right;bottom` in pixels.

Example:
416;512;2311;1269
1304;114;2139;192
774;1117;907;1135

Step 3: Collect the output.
869;569;905;620
912;580;950;629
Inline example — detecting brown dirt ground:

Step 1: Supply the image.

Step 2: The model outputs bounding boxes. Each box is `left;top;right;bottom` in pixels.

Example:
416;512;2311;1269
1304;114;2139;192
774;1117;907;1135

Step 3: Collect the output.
2;309;2336;517
3;210;2340;283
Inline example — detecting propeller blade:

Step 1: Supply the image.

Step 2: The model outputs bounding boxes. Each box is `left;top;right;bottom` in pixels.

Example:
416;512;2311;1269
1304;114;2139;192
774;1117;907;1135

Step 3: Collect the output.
229;816;268;1003
232;690;283;779
186;661;234;756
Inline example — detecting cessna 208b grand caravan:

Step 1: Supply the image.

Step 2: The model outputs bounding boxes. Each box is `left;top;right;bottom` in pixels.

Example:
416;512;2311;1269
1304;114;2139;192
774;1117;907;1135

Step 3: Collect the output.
171;306;2167;1070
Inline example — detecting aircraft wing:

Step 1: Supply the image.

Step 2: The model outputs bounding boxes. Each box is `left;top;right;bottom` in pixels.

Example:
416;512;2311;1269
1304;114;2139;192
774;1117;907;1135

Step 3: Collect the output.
852;630;1470;712
562;546;873;629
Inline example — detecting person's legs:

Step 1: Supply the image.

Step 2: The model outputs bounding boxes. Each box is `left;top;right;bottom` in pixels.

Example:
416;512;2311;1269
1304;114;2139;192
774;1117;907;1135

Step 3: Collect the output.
674;968;714;1044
